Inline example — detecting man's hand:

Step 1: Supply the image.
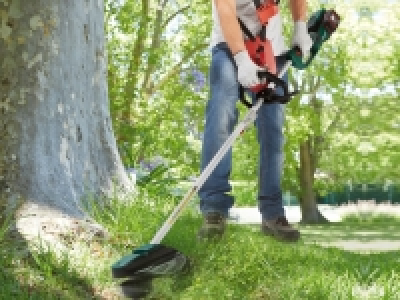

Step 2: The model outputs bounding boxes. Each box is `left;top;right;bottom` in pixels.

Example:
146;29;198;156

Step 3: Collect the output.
291;21;313;58
289;0;312;58
234;51;265;88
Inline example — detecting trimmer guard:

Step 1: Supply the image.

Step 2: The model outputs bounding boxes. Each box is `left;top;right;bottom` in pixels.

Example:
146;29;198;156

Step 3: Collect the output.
112;244;189;279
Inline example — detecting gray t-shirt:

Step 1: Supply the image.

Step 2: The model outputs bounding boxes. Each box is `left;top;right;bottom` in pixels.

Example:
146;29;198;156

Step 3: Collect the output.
211;0;288;56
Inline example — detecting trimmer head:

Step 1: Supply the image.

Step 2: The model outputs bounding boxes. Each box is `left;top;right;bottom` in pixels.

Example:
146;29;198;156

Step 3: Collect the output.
112;244;190;298
120;274;153;299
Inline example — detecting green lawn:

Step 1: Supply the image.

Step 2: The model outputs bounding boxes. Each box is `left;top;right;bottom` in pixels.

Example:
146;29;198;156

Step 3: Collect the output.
1;186;400;299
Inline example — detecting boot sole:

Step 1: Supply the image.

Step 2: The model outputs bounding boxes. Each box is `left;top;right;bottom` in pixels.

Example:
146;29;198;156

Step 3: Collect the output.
261;227;300;242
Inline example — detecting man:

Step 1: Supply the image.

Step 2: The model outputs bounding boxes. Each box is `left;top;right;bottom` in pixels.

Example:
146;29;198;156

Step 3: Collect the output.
198;0;312;241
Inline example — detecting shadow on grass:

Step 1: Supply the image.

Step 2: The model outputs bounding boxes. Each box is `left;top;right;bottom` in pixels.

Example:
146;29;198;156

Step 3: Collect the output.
0;225;102;300
297;215;400;244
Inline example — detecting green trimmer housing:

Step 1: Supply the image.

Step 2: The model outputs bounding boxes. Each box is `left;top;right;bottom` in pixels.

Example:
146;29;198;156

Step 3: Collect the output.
288;8;341;70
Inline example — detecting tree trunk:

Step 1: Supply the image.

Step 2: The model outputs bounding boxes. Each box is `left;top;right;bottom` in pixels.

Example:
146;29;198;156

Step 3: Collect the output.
0;0;131;223
299;140;328;224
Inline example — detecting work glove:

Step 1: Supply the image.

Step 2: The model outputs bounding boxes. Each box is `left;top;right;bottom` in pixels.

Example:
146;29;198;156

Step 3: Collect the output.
291;21;313;59
234;50;265;88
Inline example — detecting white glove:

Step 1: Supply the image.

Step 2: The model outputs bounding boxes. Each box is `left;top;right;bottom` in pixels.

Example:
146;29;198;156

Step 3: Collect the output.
234;50;264;88
291;21;313;58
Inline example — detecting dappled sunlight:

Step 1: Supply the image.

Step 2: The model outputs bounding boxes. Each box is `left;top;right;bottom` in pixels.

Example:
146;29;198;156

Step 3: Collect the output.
352;283;385;300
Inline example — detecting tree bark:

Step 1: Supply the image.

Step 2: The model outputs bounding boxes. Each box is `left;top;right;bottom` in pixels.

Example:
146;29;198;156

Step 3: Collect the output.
299;139;328;224
122;0;149;123
141;0;167;92
0;0;131;220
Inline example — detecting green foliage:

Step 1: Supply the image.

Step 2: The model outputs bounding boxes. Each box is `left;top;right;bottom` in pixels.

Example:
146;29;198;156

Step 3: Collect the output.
282;0;400;200
106;0;400;202
136;164;170;186
105;0;211;178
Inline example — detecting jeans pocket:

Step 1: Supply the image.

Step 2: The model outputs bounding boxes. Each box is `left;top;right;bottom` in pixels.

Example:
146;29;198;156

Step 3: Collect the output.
212;42;227;55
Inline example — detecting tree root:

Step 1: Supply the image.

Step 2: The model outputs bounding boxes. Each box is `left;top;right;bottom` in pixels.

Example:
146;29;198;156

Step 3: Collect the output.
299;208;330;225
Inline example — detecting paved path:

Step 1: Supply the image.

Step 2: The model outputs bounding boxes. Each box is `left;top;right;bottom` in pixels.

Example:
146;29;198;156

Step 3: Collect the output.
228;205;342;224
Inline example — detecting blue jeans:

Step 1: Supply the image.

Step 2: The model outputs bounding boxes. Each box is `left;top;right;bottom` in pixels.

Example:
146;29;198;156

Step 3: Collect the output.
198;42;287;221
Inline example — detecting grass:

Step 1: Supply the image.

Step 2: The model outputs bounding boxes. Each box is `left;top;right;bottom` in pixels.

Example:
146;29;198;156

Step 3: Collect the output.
0;227;100;299
145;215;400;299
1;186;400;299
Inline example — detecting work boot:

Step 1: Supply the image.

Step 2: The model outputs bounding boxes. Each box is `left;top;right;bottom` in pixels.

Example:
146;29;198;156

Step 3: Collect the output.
197;212;226;239
261;216;300;242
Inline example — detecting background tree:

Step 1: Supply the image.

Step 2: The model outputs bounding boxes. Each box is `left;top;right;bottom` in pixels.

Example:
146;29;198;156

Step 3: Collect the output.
283;0;349;223
280;0;400;222
320;0;400;188
106;0;211;177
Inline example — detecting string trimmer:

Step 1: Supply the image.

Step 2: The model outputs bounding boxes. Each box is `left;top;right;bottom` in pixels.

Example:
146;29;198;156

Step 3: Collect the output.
111;8;340;299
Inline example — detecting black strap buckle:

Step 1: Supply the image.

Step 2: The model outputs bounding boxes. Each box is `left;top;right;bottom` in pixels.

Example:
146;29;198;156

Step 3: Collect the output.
239;71;298;107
